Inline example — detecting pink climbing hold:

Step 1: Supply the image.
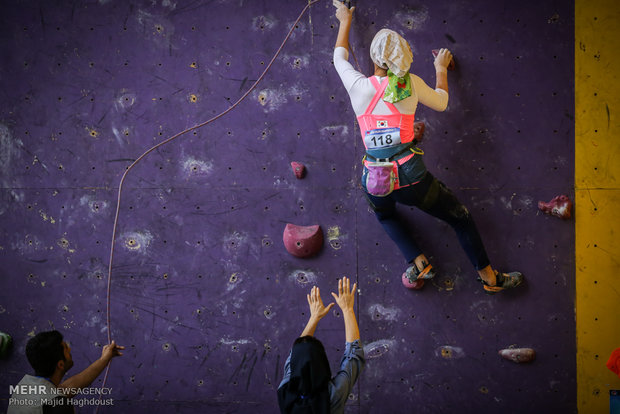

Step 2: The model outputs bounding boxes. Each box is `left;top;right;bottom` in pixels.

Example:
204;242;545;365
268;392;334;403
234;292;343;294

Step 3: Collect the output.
431;49;456;70
538;195;572;220
498;347;536;363
402;272;425;290
414;121;425;143
291;161;306;179
283;224;323;258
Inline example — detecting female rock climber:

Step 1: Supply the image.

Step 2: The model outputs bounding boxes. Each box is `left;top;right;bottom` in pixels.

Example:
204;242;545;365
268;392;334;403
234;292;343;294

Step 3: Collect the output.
332;1;523;293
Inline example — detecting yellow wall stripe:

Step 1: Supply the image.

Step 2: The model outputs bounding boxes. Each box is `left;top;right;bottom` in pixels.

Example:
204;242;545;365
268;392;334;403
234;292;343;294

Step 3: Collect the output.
575;0;620;412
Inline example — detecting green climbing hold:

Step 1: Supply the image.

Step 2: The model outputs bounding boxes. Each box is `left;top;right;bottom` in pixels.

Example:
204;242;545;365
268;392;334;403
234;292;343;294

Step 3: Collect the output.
0;332;13;358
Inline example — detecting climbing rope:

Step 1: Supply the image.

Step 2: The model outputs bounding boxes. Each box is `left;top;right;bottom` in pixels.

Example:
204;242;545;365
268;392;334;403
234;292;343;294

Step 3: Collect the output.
97;0;323;410
97;0;367;410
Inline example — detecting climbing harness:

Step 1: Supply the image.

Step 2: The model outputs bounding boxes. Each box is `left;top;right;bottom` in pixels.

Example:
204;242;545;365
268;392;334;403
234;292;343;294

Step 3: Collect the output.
358;76;425;195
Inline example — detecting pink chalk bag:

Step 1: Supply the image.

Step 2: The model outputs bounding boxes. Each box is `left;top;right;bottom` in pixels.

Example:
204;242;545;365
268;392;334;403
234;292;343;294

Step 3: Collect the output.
364;159;397;196
363;127;400;196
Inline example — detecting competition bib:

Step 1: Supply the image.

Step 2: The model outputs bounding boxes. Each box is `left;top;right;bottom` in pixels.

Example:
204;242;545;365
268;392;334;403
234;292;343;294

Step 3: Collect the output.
364;127;401;149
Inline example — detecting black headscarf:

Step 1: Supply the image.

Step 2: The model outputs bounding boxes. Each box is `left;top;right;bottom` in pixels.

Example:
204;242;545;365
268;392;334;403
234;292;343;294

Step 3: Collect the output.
277;337;332;414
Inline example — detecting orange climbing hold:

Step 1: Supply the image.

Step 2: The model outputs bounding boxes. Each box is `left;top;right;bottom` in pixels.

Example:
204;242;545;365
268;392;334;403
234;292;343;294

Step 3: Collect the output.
607;348;620;378
283;224;323;258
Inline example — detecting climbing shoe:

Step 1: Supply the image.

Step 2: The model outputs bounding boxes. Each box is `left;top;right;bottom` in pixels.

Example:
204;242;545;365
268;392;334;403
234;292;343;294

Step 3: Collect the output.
404;261;436;283
479;270;523;294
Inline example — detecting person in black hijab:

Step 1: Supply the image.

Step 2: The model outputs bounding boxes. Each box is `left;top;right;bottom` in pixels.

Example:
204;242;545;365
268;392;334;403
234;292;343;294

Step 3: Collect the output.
277;277;364;414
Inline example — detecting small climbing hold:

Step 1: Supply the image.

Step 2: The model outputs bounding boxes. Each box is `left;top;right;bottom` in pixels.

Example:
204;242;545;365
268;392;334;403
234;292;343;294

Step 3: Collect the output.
498;347;536;363
606;347;620;378
432;49;456;70
538;195;572;219
290;161;306;179
0;332;12;359
402;272;425;290
413;121;425;142
283;223;323;258
441;347;453;358
436;345;465;359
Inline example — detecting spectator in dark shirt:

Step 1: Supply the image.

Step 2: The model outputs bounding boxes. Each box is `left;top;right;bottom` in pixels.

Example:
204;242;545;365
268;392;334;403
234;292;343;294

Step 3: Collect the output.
278;277;365;414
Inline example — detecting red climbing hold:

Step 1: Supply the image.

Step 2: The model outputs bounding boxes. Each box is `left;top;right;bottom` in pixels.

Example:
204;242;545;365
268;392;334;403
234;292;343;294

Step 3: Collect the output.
431;49;456;70
283;224;323;258
414;121;425;143
291;161;306;179
538;195;572;220
607;348;620;378
402;272;425;290
498;347;536;363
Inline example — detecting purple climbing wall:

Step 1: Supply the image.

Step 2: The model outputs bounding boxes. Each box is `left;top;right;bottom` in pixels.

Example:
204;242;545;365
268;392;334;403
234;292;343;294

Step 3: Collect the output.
0;1;575;413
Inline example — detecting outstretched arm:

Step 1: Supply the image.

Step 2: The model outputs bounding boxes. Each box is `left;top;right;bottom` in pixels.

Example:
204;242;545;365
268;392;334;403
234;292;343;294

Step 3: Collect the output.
433;48;452;93
333;0;355;51
59;341;124;396
300;286;335;337
331;277;360;342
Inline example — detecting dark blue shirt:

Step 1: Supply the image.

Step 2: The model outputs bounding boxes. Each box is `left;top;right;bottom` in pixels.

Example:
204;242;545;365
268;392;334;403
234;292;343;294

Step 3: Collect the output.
278;340;365;414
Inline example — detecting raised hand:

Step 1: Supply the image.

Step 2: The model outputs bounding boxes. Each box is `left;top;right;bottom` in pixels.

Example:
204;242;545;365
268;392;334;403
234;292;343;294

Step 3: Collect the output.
101;340;124;361
433;48;453;71
333;0;355;24
331;276;357;313
331;277;360;342
307;285;335;321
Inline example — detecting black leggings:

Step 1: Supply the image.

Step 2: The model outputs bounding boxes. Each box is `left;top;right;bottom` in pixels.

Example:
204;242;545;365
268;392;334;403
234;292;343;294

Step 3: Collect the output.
365;172;490;270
